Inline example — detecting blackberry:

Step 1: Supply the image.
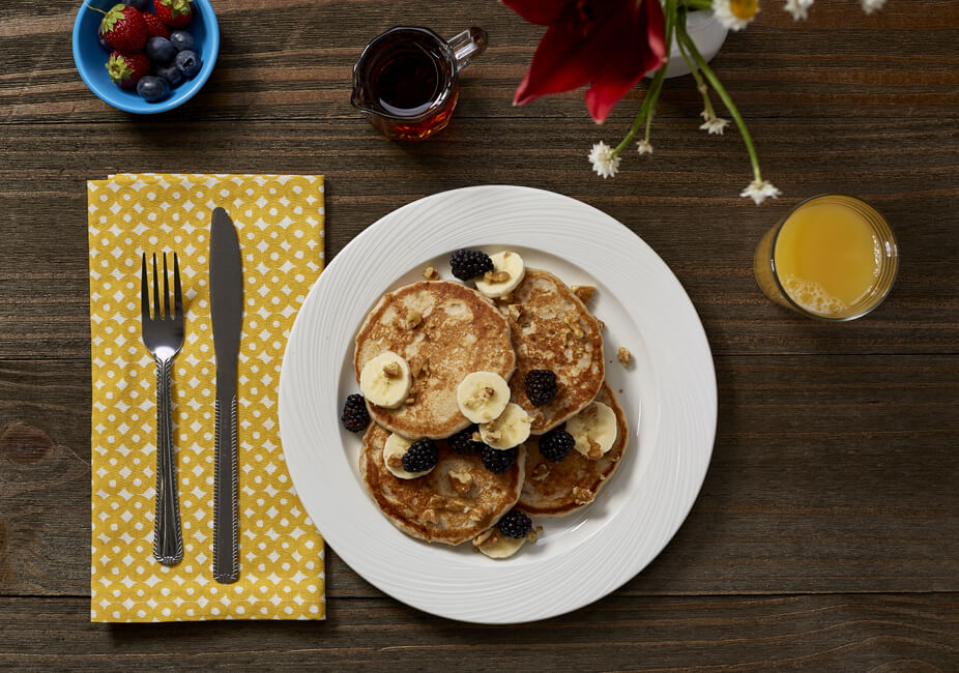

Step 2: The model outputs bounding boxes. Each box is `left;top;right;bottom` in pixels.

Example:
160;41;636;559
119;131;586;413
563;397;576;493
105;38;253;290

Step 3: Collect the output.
341;394;370;433
539;427;575;463
402;438;438;473
497;509;532;539
524;369;558;407
450;249;493;281
481;446;517;474
449;425;485;455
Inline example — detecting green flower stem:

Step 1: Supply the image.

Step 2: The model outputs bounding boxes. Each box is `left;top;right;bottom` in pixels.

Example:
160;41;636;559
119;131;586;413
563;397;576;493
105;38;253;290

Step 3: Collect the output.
674;22;716;120
681;0;713;9
677;21;763;182
612;0;678;155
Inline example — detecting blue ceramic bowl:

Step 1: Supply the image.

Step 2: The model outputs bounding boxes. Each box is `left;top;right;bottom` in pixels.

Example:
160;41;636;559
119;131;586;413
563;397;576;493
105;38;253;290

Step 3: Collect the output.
72;0;219;114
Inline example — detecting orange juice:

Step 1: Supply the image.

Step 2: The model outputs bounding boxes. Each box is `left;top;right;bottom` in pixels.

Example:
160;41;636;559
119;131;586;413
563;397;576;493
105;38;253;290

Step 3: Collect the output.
774;202;881;317
754;195;898;321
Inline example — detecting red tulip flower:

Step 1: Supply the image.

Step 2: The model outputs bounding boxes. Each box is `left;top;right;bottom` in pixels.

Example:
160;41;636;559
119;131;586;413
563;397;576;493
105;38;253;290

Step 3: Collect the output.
503;0;667;123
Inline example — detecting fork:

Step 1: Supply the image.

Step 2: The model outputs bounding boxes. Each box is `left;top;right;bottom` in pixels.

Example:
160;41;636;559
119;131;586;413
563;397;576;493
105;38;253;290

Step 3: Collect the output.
141;252;185;565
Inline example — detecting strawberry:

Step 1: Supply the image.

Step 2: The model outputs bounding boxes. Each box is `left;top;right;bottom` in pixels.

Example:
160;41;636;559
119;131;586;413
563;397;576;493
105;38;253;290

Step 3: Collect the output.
141;11;172;39
98;4;148;51
106;50;150;89
154;0;193;27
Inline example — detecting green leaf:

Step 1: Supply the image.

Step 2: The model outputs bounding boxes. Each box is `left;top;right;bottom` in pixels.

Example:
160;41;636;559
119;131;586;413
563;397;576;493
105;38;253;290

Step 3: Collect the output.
100;4;127;33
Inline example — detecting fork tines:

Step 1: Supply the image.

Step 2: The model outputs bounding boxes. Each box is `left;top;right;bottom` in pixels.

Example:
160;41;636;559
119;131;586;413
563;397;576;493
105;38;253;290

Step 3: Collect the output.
141;252;183;321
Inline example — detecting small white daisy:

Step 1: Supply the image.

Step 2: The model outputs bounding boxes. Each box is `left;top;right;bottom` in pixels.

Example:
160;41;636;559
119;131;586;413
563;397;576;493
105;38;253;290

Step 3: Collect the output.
588;142;621;179
713;0;759;31
636;140;654;155
784;0;815;21
700;118;731;135
861;0;886;14
741;179;782;205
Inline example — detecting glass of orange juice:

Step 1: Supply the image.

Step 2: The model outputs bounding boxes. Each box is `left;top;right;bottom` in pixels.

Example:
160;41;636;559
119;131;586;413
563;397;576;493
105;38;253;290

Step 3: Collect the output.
754;194;898;321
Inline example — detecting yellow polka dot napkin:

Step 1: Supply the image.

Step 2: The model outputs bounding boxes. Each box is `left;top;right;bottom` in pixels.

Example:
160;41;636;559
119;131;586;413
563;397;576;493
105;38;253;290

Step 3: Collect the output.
87;174;326;622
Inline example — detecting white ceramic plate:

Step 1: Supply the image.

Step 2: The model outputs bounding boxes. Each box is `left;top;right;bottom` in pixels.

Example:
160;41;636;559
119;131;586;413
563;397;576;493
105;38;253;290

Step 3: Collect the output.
279;186;716;623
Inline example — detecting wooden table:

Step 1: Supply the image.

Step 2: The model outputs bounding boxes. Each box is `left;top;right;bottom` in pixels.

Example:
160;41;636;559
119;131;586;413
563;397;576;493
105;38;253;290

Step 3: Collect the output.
2;0;958;669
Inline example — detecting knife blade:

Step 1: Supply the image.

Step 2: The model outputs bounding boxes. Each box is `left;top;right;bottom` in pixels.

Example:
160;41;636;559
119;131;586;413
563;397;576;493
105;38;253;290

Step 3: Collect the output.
209;207;243;584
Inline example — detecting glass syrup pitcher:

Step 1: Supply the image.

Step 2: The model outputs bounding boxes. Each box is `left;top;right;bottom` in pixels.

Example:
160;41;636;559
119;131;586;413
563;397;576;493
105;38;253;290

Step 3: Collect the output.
351;26;488;141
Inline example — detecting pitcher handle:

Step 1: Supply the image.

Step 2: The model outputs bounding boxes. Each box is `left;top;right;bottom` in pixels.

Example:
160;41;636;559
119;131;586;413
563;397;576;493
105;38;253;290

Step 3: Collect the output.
448;27;488;73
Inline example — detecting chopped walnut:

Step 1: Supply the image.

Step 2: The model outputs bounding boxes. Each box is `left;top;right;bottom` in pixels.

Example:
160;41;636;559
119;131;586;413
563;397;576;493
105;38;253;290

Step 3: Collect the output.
382;361;401;378
484;270;510;284
572;285;595;304
507;304;522;321
386;453;404;470
532;463;551;482
572;487;595;505
410;355;425;378
404;390;417;405
484;429;502;443
464;386;494;409
468;507;487;522
564;314;584;339
526;528;539;543
587;440;604;460
596;319;605;331
617;347;632;367
423;266;439;281
448;469;473;495
472;431;483;443
405;309;423;330
423;509;439;525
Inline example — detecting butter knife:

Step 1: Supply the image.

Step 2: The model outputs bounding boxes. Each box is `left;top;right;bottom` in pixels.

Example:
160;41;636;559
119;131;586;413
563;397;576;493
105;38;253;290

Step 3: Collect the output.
210;207;243;584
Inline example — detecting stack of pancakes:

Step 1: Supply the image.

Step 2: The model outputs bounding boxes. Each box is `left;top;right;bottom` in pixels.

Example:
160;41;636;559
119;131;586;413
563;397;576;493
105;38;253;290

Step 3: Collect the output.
354;264;630;552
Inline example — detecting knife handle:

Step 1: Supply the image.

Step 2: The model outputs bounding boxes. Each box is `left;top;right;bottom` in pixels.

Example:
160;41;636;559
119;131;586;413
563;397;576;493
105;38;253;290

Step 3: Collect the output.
213;394;239;583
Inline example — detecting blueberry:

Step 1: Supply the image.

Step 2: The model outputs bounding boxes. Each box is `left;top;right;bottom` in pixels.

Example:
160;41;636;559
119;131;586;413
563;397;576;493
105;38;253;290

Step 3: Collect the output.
97;28;112;52
155;63;184;88
174;50;201;78
137;76;171;102
145;37;176;64
122;0;150;9
170;30;195;53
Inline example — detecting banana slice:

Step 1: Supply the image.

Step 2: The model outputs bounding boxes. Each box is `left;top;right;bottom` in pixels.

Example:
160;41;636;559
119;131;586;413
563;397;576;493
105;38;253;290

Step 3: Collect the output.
359;351;411;409
382;433;433;479
566;401;618;459
479;402;531;450
474;251;525;298
456;371;511;424
473;529;526;559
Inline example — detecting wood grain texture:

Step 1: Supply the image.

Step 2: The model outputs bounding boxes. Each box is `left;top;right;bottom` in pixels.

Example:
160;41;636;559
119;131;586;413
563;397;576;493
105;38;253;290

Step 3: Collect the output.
2;117;958;358
3;356;957;598
1;0;958;667
0;594;956;671
1;1;958;123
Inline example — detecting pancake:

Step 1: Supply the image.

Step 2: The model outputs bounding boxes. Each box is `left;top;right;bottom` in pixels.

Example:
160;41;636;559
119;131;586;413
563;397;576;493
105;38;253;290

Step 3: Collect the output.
354;281;516;439
359;422;526;545
497;268;604;434
517;382;628;517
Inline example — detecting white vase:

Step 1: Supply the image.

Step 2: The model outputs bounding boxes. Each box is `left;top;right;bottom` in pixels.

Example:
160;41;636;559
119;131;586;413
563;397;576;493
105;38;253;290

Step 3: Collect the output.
647;10;728;80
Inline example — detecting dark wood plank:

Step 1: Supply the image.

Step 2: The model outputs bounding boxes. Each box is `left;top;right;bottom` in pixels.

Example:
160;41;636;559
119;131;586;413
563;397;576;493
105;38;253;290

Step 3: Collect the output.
2;1;958;124
3;356;957;598
0;594;956;670
2;117;958;358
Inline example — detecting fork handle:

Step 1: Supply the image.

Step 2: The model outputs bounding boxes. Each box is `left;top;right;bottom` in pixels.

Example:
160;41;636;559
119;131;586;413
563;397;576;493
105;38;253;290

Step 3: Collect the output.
153;357;184;565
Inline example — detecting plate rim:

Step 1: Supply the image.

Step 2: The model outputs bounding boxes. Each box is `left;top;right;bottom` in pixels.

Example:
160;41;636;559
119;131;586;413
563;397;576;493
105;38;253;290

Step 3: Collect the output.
279;185;717;623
